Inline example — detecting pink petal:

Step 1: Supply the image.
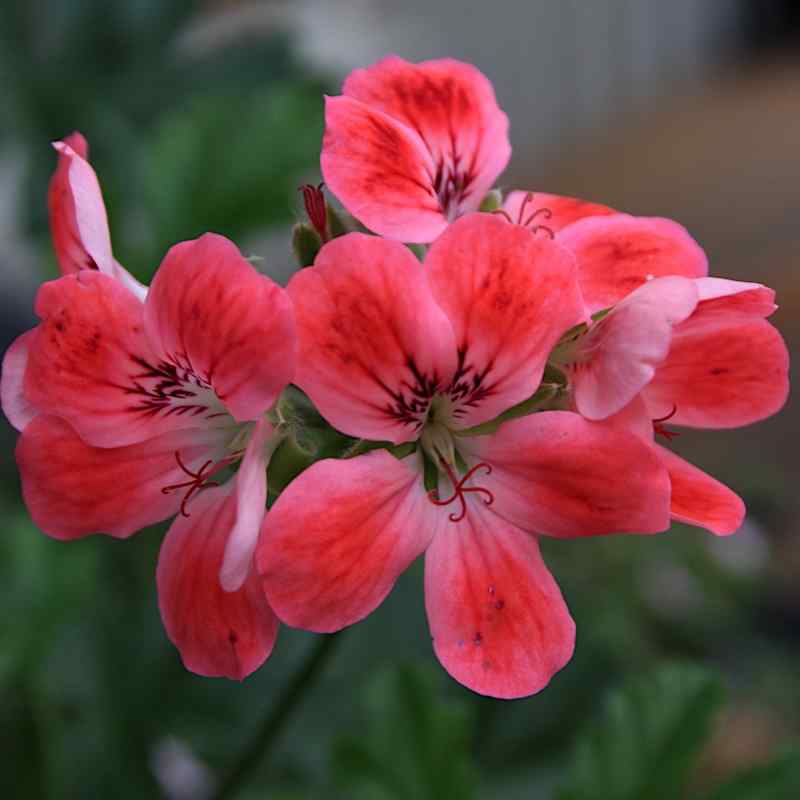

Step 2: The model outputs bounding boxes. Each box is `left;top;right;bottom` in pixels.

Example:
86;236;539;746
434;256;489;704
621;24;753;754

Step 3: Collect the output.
471;411;671;536
219;419;272;592
157;483;278;680
16;415;227;540
425;503;574;698
48;136;146;299
642;313;789;428
503;190;616;233
657;446;745;536
558;215;708;313
333;56;511;240
321;96;445;242
288;233;458;443
1;330;38;431
145;233;295;422
694;277;777;317
257;451;437;632
426;213;585;429
571;276;698;420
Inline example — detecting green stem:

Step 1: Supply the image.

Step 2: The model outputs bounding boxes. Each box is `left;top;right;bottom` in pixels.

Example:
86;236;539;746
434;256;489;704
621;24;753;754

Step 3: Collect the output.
211;632;343;800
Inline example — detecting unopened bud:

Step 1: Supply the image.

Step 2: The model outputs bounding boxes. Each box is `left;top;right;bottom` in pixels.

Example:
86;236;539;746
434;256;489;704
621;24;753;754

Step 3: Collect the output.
479;189;504;212
292;223;322;268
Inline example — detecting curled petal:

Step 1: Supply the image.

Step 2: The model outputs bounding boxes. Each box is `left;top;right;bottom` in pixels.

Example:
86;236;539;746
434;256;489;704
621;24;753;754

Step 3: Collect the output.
145;234;295;422
694;277;777;317
425;504;574;699
503;190;616;233
471;411;671;537
559;215;708;313
257;451;437;632
288;233;458;443
16;415;227;540
426;214;585;429
158;484;278;680
1;331;38;431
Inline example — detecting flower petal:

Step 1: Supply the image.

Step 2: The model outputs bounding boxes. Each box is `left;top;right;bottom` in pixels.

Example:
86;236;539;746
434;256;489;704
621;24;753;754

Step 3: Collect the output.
470;411;671;536
425;503;574;699
503;190;616;233
288;233;458;443
257;451;437;632
1;330;38;431
157;483;278;680
144;233;295;422
16;415;227;540
321;95;445;242
694;277;776;316
570;276;698;420
558;215;708;313
656;446;744;535
425;214;585;429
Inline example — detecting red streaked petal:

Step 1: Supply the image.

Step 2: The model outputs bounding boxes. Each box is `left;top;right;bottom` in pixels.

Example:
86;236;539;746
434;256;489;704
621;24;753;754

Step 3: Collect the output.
288;233;458;443
257;451;436;633
321;95;446;242
425;504;574;699
559;215;708;313
471;411;671;536
571;276;698;420
16;415;227;540
157;483;278;680
426;214;584;429
145;233;295;422
503;190;616;233
657;446;745;536
1;330;38;431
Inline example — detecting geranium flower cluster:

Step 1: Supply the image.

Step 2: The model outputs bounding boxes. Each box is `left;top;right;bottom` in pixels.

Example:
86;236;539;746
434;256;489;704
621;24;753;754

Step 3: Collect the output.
1;58;789;699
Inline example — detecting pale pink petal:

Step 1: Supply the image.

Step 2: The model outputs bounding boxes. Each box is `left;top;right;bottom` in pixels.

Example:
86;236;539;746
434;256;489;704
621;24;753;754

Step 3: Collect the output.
558;215;708;313
657;446;745;536
334;56;511;240
642;313;789;428
1;331;38;431
570;276;698;420
288;233;458;443
257;451;437;632
16;415;228;540
694;277;776;317
219;419;272;592
426;214;585;429
157;483;278;680
145;234;295;422
471;411;671;536
321;96;445;242
425;502;574;698
503;190;616;233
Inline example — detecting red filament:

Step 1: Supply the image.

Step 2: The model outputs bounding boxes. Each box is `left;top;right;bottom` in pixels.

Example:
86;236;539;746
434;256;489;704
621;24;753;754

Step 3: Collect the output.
161;451;227;517
492;192;554;238
652;405;680;441
428;460;495;522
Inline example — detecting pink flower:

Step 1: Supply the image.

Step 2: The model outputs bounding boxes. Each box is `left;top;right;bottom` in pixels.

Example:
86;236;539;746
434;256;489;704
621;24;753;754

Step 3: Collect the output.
255;214;671;698
321;56;511;243
48;132;147;299
1;233;296;679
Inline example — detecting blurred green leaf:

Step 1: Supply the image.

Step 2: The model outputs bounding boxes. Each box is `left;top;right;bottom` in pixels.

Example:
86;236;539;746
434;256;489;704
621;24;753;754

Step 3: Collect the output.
558;664;724;800
332;664;478;800
700;748;800;800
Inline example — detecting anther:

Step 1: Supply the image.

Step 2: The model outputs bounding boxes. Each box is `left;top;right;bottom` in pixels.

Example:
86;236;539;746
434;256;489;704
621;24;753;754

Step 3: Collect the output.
428;460;495;522
299;183;329;242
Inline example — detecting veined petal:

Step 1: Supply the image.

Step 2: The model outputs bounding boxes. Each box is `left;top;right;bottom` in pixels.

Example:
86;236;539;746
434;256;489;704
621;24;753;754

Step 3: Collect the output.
157;483;278;680
321;95;445;242
503;190;616;233
257;451;437;633
1;330;38;431
145;233;295;422
425;503;574;699
571;276;698;420
425;214;584;429
656;446;745;536
16;415;228;540
471;411;671;536
559;215;708;313
288;233;458;443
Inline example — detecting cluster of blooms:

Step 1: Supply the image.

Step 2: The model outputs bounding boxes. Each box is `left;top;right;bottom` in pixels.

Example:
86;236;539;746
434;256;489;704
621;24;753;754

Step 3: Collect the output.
1;57;789;699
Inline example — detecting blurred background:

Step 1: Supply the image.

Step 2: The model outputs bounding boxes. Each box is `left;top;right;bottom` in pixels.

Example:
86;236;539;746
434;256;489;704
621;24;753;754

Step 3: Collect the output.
0;1;798;798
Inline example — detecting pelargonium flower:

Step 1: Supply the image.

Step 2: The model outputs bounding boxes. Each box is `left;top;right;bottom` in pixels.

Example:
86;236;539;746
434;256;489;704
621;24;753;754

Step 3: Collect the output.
0;233;295;679
256;214;672;699
48;131;147;299
321;56;511;243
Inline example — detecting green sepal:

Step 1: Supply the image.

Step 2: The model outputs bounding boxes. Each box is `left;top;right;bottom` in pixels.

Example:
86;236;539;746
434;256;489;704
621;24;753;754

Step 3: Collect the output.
457;382;560;437
326;203;349;238
291;222;322;268
478;188;503;212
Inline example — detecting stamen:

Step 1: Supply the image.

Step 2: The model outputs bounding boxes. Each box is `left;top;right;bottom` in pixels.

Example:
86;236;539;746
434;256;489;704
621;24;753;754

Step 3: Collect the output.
490;208;515;224
652;405;680;441
516;191;534;225
162;451;236;517
299;183;328;242
428;460;495;522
